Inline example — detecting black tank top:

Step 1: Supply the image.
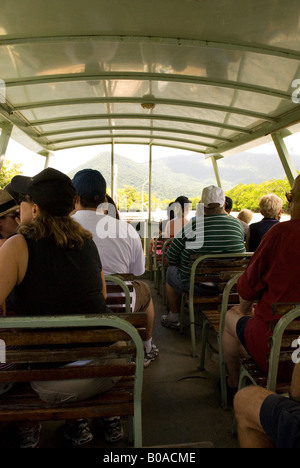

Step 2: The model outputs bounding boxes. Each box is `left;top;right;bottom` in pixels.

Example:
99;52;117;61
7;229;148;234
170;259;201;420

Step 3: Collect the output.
9;234;109;316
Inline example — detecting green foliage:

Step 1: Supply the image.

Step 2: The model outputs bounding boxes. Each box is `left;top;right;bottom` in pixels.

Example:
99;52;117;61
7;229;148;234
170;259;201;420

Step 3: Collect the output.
115;176;293;214
225;177;291;212
117;185;169;211
0;160;22;189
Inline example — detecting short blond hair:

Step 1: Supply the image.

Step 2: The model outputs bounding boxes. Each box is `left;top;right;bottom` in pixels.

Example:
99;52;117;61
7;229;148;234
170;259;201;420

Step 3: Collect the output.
259;194;283;218
237;209;253;224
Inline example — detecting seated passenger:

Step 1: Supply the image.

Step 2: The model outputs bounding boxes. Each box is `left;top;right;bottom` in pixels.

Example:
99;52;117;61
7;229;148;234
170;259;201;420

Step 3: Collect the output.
72;169;159;367
225;196;252;239
246;193;283;251
0;190;20;395
0;168;119;448
161;202;175;235
222;176;300;396
234;362;300;448
164;196;191;238
148;221;163;271
0;189;19;245
162;186;245;329
237;209;253;226
103;193;120;219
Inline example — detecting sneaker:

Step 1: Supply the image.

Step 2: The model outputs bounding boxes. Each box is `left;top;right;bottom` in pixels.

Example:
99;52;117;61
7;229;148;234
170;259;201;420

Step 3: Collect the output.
161;314;180;329
64;419;93;446
19;422;42;449
144;343;159;368
103;417;124;443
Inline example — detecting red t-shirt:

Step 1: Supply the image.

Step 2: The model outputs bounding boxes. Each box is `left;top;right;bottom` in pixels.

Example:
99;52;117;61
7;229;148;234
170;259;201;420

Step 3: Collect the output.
238;219;300;372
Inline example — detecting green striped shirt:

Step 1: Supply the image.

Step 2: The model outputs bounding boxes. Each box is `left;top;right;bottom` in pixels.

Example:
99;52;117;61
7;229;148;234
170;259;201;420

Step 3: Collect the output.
166;214;246;282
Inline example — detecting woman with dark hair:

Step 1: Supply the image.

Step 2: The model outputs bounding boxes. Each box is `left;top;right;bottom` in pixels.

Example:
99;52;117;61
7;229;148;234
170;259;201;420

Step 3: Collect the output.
0;168;117;447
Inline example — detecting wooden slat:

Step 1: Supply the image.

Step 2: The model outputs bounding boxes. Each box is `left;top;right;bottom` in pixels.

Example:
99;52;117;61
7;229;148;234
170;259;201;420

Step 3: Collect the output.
5;344;137;364
1;329;133;346
0;362;137;383
106;284;134;293
0;313;147;346
272;303;300;315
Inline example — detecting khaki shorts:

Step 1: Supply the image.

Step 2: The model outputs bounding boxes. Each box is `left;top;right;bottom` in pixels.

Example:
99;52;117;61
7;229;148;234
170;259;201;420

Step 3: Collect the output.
132;280;151;313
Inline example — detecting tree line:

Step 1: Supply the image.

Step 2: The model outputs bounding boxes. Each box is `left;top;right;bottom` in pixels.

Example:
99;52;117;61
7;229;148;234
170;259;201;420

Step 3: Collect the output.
0;160;293;213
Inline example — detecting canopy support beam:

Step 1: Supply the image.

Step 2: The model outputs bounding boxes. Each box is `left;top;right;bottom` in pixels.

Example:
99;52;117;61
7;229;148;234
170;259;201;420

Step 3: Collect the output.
148;144;152;223
37;150;51;169
0;122;13;170
206;154;224;188
111;142;115;200
271;131;297;187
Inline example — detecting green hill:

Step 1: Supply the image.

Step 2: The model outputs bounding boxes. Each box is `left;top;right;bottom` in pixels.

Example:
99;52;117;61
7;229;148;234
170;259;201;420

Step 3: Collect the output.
68;149;300;200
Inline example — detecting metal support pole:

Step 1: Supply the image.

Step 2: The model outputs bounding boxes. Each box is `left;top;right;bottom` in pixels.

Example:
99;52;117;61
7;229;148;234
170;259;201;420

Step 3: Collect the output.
111;142;114;199
38;150;51;169
271;131;297;187
148;144;152;223
144;144;153;265
0;122;13;170
44;152;50;168
206;154;224;188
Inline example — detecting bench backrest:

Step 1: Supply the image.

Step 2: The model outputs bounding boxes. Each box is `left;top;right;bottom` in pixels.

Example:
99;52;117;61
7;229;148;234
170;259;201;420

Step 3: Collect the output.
105;275;134;313
267;303;300;391
0;314;146;385
153;237;171;268
189;253;253;306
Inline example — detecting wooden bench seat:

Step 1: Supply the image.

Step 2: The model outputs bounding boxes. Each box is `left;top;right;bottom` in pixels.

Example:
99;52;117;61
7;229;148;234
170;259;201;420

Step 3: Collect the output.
105;274;134;313
0;313;147;447
180;253;253;358
238;303;300;395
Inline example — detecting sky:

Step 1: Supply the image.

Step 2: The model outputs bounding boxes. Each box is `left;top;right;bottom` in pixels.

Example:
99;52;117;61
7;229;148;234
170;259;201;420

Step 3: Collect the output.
3;131;300;177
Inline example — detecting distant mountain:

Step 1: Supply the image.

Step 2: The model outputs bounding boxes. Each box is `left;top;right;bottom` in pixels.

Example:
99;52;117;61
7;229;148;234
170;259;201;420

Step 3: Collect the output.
68;150;300;200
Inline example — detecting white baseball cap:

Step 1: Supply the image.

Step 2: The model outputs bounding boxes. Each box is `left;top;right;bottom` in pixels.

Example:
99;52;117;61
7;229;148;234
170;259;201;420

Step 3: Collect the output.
201;185;225;208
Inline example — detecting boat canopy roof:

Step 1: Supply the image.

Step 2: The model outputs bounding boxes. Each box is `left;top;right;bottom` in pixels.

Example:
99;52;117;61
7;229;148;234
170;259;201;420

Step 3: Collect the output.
1;0;300;159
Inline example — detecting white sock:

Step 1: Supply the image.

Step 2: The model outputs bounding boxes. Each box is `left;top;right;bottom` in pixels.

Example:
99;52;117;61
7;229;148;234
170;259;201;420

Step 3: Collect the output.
143;338;152;354
169;311;179;322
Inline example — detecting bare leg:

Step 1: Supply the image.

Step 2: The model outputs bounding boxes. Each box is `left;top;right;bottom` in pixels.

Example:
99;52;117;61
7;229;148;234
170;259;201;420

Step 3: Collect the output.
145;298;155;341
222;306;248;388
234;386;275;448
166;283;181;315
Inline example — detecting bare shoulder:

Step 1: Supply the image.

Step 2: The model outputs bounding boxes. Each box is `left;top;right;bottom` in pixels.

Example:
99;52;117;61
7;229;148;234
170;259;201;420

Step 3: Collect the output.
2;234;27;249
0;234;28;261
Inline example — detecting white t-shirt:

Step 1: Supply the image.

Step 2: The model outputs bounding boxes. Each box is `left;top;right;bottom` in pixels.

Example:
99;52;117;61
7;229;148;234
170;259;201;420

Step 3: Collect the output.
72;210;145;276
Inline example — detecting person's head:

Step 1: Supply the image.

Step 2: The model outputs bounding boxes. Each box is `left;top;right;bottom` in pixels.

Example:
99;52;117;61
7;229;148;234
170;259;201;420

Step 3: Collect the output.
201;185;226;214
0;190;19;239
259;194;283;219
286;175;300;220
10;168;89;248
72;169;107;209
173;196;192;218
4;182;19;204
225;196;233;214
237;209;253;224
103;194;120;219
167;201;175;221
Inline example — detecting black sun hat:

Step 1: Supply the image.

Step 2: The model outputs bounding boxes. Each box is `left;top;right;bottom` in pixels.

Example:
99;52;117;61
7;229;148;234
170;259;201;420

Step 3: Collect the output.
11;168;76;217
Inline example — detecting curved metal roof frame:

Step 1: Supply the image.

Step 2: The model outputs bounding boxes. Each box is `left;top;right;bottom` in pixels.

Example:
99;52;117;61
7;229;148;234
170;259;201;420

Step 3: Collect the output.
1;0;300;169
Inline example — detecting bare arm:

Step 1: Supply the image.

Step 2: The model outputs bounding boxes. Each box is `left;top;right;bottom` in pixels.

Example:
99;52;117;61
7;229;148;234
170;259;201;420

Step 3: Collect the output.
239;296;254;316
101;269;107;299
0;234;28;305
290;363;300;401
